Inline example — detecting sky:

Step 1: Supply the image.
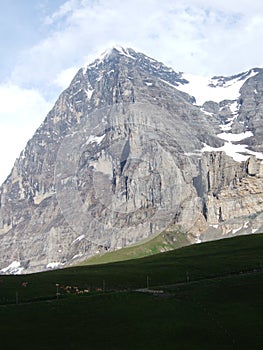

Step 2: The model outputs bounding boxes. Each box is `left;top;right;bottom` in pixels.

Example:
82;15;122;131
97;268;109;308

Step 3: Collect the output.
1;0;263;183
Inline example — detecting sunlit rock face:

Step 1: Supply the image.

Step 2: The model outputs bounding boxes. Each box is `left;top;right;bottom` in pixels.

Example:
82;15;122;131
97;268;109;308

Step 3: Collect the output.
0;47;262;273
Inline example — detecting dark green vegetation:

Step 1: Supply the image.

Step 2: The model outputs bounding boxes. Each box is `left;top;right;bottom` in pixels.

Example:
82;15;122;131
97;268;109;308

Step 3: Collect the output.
0;233;263;349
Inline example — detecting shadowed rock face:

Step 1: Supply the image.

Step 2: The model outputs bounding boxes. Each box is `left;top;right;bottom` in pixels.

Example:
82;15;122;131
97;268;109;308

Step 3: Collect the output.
0;47;262;274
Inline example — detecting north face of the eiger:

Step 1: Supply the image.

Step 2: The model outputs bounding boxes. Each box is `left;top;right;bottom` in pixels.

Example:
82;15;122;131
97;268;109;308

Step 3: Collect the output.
0;46;262;274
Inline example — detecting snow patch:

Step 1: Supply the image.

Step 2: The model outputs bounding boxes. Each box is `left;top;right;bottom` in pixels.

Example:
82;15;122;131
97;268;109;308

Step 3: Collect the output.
65;131;78;138
204;142;263;162
72;253;83;259
110;46;136;60
211;224;219;229
200;108;214;116
219;114;238;131
202;142;250;162
229;101;239;114
46;262;61;269
72;234;85;244
220;123;233;132
244;221;249;228
217;131;253;142
246;149;263;160
85;89;94;99
96;74;104;82
86;134;105;145
159;78;178;89
85;45;136;72
0;261;24;275
201;128;263;162
177;70;258;105
232;226;242;234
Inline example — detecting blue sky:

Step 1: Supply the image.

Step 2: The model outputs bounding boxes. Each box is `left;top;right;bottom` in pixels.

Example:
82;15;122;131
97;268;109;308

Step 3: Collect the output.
0;0;65;80
1;0;263;183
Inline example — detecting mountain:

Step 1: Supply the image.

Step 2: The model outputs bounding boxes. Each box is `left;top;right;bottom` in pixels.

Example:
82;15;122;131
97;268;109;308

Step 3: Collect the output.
0;46;262;274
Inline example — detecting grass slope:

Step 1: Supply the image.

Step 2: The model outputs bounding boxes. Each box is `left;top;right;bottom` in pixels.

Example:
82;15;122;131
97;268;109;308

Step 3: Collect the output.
80;228;190;265
0;233;262;349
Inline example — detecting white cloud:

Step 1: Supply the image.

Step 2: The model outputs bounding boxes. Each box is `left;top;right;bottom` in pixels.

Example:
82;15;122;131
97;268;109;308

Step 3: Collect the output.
53;66;77;89
44;0;79;25
0;84;52;125
2;0;263;183
0;84;52;183
10;0;263;93
0;125;31;183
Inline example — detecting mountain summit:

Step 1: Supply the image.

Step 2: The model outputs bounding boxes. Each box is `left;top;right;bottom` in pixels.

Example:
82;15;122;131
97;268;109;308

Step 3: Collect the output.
0;47;262;274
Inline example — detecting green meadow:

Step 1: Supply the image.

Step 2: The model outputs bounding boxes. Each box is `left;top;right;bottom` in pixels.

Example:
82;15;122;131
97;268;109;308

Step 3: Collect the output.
0;233;262;349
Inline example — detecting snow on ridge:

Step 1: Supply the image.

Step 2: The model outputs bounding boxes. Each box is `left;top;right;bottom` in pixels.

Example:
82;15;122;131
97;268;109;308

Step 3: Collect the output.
96;45;136;61
112;46;136;60
84;45;136;71
177;70;258;105
159;78;178;89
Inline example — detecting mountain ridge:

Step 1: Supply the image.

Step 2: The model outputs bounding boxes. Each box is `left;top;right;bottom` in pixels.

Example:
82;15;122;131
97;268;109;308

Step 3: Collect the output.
0;46;262;274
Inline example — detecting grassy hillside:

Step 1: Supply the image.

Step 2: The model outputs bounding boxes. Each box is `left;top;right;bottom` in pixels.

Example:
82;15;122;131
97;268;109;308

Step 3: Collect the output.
80;228;190;265
0;233;262;349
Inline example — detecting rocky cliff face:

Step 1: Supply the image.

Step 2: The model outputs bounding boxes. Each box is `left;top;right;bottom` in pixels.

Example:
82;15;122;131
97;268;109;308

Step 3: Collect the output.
0;47;262;274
